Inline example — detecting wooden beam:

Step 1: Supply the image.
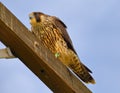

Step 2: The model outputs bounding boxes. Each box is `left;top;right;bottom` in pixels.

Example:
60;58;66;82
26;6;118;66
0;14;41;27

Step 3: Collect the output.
0;47;15;58
0;2;92;93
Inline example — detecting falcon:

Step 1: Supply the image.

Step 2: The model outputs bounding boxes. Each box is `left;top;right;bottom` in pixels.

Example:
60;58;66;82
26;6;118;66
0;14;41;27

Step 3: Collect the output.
29;12;95;84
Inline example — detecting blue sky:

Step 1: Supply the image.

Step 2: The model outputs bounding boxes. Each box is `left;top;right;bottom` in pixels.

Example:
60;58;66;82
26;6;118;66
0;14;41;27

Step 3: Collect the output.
0;0;120;93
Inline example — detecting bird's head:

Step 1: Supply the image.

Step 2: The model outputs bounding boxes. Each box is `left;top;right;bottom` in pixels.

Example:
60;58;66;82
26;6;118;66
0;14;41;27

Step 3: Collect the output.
29;12;46;25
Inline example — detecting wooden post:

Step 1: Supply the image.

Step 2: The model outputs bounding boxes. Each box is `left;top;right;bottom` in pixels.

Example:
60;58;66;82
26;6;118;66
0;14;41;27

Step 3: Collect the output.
0;2;92;93
0;47;15;58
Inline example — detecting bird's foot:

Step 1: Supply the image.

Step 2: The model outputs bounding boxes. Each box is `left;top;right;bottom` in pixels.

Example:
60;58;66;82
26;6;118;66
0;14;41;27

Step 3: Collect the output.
55;52;60;58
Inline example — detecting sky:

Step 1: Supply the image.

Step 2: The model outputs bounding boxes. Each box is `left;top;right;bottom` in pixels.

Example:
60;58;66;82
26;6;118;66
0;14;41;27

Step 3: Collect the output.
0;0;120;93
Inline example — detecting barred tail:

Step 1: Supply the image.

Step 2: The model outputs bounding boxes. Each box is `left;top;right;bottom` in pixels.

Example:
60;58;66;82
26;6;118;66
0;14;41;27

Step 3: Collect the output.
69;51;96;84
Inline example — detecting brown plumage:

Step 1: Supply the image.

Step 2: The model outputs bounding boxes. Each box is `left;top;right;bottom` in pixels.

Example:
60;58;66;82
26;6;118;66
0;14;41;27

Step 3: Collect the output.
29;12;95;84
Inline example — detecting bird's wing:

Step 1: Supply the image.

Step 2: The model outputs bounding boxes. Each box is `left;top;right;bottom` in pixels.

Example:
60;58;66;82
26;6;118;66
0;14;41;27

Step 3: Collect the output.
49;16;92;73
50;16;77;54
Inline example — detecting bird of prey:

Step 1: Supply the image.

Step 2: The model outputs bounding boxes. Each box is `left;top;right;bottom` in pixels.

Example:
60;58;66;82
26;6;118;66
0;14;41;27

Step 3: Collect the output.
29;12;95;84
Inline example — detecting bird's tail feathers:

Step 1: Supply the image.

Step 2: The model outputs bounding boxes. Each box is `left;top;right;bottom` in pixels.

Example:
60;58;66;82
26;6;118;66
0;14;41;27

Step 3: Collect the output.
69;52;96;84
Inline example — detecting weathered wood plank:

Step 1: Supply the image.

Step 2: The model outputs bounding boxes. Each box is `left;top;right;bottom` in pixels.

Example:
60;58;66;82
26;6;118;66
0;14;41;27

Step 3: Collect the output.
0;47;15;58
0;2;92;93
